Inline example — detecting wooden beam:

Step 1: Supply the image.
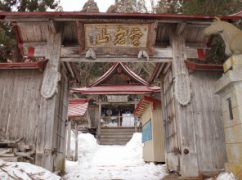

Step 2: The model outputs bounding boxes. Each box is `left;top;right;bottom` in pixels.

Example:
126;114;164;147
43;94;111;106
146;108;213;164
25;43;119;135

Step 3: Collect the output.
60;57;172;63
176;23;186;35
65;62;75;79
21;43;207;61
48;20;57;34
97;101;139;105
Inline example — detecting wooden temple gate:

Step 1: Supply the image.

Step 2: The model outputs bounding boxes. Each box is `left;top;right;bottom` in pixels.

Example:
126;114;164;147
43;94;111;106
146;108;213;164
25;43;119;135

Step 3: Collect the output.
0;12;241;177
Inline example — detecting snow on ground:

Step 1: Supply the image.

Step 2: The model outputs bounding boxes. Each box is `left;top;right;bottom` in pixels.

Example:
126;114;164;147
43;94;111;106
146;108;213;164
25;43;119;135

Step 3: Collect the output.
0;160;60;180
64;132;167;180
216;172;236;180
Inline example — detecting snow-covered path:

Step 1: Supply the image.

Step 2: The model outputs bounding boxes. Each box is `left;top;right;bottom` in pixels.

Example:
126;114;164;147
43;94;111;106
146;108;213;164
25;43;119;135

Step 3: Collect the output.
64;133;167;180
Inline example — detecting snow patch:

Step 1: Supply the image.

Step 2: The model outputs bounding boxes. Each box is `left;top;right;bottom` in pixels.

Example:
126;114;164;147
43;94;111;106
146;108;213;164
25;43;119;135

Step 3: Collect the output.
64;132;167;180
77;133;99;161
217;172;236;180
0;160;60;180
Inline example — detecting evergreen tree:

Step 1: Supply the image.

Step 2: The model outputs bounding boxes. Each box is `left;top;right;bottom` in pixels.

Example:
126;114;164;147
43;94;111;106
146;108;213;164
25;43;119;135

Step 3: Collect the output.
156;0;181;13
114;0;148;13
0;0;61;62
0;0;60;12
182;0;242;16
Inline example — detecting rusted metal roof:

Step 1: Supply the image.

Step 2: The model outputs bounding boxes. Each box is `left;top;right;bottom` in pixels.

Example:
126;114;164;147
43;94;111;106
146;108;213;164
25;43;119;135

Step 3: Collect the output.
72;85;160;94
134;96;161;117
89;62;149;87
68;98;89;118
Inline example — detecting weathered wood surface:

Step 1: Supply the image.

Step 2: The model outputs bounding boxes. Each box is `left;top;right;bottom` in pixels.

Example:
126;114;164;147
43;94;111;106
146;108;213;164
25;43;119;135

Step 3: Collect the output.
66;121;71;159
162;69;226;176
40;33;62;99
170;33;191;105
0;70;43;146
88;104;100;128
161;66;180;172
190;71;226;172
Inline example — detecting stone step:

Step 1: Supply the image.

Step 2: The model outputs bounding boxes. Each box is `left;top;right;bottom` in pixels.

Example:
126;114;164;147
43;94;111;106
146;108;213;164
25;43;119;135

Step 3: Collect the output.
100;132;134;136
99;127;135;145
100;131;135;134
100;137;131;141
100;129;135;133
100;134;133;138
100;139;130;145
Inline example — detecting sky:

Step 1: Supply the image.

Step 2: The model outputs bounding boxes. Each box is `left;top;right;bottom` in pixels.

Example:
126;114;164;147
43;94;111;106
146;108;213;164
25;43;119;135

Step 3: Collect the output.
60;0;158;12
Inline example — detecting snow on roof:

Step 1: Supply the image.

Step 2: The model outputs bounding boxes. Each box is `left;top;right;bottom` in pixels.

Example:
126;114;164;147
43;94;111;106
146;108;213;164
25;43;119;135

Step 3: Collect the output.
0;160;60;180
89;62;149;87
68;98;89;118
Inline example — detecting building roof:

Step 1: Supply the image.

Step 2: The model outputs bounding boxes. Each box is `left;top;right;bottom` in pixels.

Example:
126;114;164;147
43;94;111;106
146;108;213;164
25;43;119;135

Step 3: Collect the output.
72;85;160;94
134;96;161;117
72;62;160;94
68;98;89;118
89;62;149;87
0;12;240;21
231;10;242;17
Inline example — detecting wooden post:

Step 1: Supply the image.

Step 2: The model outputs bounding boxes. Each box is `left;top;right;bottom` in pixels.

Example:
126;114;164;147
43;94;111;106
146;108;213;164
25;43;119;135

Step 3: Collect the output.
118;111;121;127
35;31;62;171
169;32;199;177
97;101;102;143
74;123;78;161
66;120;71;159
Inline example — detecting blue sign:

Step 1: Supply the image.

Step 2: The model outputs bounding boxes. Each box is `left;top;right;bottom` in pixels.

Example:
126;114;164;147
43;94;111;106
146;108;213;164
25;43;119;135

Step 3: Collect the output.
142;120;152;143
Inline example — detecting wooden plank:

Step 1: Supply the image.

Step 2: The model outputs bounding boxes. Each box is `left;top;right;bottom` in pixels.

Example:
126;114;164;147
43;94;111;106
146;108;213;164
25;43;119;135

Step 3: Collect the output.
190;71;226;172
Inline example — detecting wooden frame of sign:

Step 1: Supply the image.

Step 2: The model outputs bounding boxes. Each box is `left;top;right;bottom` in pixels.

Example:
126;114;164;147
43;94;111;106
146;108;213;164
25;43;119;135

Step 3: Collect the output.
77;21;157;56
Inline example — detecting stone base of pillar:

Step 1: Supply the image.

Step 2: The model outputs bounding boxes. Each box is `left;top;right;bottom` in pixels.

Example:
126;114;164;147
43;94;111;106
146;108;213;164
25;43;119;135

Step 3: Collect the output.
225;163;242;179
216;55;242;180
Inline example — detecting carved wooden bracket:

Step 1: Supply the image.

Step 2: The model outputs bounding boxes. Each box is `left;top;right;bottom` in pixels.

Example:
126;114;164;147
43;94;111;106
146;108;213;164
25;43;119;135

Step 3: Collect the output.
41;32;62;99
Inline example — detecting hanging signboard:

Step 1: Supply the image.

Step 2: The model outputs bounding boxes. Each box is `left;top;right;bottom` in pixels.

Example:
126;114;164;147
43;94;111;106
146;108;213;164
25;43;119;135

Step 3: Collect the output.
107;95;128;103
85;24;149;48
83;23;152;56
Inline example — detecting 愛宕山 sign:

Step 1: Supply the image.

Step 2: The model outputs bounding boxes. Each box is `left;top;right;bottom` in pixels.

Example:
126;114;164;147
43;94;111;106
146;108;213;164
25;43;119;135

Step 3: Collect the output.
85;24;149;49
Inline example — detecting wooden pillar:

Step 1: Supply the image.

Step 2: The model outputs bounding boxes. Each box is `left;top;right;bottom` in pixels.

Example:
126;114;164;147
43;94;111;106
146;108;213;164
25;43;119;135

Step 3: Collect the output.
97;101;102;143
118;110;121;127
66;120;72;159
74;123;78;161
169;32;199;177
35;30;62;171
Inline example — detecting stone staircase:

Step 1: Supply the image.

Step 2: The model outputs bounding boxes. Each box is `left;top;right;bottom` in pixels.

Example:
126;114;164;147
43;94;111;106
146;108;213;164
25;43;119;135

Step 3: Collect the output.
99;127;135;145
